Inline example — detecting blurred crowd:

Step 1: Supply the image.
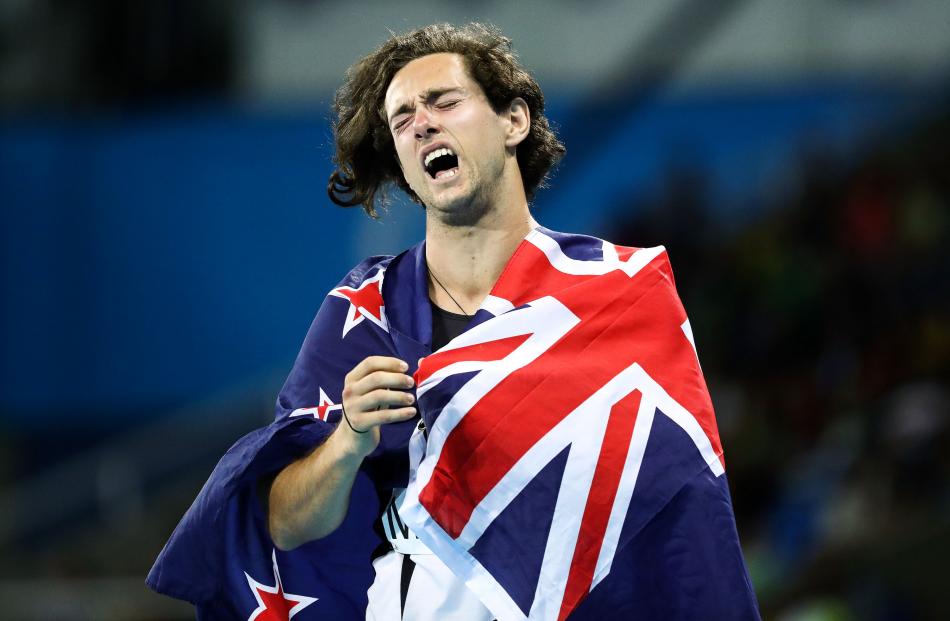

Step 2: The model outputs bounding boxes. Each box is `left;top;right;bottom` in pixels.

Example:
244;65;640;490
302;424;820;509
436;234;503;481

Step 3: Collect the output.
609;107;950;620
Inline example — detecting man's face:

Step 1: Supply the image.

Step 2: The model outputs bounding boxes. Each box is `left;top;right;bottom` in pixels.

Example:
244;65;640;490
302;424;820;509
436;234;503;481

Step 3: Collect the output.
384;53;512;222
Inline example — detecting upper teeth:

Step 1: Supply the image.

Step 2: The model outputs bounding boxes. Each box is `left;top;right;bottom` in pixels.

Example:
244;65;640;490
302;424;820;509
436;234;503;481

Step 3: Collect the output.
424;147;455;168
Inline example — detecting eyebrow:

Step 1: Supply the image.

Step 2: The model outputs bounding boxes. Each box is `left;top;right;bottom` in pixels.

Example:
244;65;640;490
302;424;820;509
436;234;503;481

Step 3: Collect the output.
387;87;465;125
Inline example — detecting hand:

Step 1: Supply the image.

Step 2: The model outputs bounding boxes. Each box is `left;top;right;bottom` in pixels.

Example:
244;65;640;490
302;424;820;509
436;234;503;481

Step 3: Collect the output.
337;356;416;455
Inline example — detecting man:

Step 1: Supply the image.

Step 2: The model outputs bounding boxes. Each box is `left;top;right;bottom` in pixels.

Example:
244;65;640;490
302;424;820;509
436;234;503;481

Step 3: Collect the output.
148;23;761;621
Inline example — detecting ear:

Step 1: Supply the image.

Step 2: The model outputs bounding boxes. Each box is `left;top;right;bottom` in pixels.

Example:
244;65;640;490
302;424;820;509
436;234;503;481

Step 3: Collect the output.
504;97;531;148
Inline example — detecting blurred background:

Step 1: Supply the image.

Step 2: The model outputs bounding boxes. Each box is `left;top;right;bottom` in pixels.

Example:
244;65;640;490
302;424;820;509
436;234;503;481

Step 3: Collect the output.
1;0;948;619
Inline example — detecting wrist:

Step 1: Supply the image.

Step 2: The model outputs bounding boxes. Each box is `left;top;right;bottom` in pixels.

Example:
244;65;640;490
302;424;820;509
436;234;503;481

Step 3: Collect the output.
330;419;377;460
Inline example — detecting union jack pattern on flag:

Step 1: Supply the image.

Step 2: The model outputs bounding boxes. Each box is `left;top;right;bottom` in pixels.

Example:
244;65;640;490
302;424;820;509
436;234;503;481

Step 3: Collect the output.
147;228;760;620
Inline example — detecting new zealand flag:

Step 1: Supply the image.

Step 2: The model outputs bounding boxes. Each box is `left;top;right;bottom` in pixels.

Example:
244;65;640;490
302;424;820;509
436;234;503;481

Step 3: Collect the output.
147;228;760;620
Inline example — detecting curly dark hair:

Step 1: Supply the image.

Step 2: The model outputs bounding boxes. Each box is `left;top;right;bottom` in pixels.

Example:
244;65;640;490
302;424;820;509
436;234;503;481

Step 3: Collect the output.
328;23;566;218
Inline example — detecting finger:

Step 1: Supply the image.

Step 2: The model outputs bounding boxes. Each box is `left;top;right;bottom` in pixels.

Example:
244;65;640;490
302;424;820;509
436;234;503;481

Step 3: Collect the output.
351;371;414;396
355;388;415;413
347;356;408;384
359;406;417;426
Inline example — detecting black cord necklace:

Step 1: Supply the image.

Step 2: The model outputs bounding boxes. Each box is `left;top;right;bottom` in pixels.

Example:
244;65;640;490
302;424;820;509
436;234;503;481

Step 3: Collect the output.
427;263;472;318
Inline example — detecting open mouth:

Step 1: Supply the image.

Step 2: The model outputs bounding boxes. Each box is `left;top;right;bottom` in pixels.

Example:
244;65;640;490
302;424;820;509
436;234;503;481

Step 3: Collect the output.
423;147;460;180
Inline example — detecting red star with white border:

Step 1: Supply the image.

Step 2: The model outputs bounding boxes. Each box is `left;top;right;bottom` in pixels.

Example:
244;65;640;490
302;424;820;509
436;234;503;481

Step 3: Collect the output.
244;550;317;621
289;388;342;422
328;269;388;337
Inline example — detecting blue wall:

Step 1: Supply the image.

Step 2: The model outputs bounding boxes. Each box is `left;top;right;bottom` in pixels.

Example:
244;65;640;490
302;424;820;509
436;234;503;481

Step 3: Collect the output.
1;111;373;421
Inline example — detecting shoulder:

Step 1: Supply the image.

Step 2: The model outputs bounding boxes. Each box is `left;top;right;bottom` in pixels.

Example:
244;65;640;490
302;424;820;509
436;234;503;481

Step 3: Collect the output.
331;236;425;291
534;227;675;283
333;254;396;289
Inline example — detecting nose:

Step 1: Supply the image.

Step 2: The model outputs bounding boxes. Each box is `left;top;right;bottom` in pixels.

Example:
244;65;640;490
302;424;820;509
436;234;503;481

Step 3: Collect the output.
412;107;439;139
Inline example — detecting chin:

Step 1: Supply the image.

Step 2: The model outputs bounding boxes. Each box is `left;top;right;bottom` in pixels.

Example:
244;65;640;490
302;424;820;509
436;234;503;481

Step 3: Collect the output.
429;192;493;227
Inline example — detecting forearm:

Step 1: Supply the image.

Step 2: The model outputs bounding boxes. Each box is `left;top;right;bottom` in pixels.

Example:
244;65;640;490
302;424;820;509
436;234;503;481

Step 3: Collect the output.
268;356;415;550
268;424;372;550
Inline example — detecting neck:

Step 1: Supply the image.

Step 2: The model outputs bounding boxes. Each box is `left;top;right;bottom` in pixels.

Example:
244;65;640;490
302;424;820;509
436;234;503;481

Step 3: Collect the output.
425;196;537;313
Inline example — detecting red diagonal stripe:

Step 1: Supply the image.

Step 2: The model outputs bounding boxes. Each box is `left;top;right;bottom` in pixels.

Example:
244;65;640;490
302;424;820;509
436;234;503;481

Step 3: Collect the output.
557;390;642;621
415;334;530;386
419;268;659;537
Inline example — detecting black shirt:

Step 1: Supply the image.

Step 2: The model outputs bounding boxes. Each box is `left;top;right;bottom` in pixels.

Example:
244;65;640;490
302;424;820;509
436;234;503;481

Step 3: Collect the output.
430;302;471;350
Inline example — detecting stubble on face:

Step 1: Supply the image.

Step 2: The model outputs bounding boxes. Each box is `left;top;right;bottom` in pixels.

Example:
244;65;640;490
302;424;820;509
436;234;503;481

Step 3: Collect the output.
421;153;502;227
385;53;509;229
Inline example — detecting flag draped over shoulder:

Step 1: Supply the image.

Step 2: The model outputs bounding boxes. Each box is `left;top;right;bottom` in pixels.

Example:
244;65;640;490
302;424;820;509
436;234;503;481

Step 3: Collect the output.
401;228;759;620
147;228;760;621
146;251;427;620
